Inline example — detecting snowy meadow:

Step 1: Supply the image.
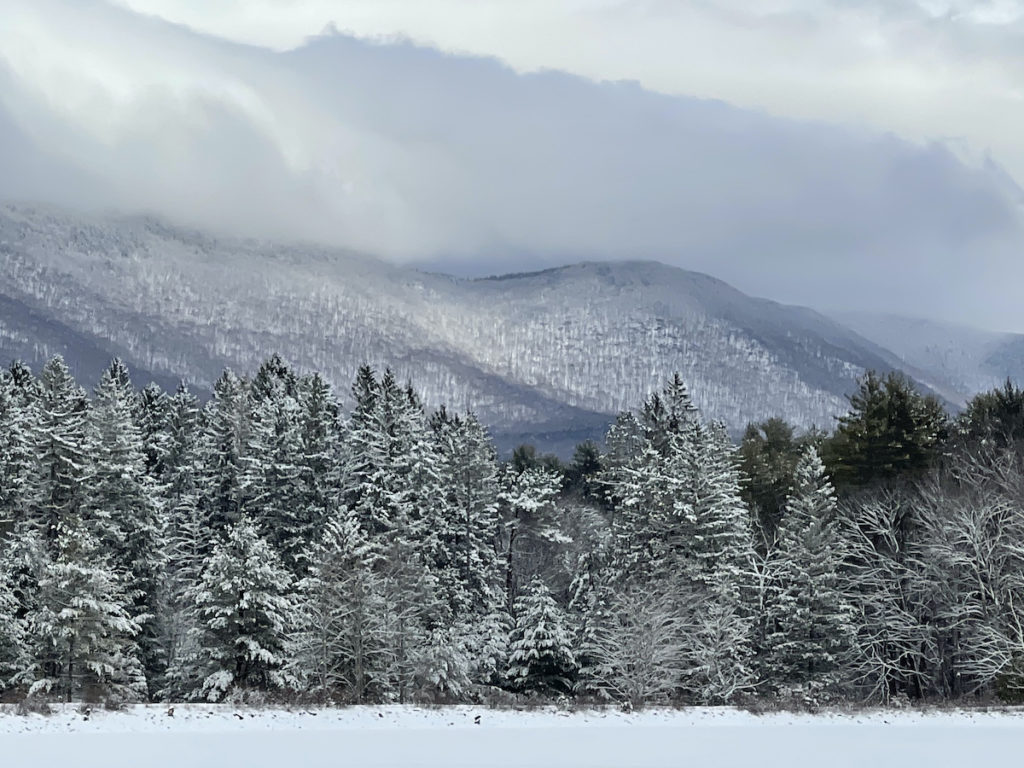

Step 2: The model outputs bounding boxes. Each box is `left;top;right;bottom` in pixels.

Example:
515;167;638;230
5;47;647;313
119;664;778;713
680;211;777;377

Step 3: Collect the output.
3;704;1024;768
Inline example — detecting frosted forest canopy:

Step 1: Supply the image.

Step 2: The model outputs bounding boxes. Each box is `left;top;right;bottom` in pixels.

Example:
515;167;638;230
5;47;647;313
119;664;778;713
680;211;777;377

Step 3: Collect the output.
1;354;1023;708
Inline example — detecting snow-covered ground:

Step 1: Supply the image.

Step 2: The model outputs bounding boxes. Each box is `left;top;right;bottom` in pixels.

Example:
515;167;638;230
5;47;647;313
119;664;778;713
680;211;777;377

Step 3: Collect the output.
2;704;1022;767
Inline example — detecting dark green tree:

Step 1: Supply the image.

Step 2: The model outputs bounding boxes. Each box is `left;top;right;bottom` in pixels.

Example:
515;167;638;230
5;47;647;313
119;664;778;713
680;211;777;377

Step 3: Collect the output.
958;379;1024;451
739;418;815;546
507;578;577;695
825;371;948;491
563;440;603;502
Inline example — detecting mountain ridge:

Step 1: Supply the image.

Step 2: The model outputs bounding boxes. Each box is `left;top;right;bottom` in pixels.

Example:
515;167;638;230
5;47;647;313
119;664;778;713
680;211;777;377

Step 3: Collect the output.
0;203;965;453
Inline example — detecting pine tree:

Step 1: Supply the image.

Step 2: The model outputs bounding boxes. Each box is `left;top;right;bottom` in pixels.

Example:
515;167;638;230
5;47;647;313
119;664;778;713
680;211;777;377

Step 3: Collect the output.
291;509;388;704
762;446;855;698
185;518;295;701
430;408;501;619
294;372;342;571
0;367;35;539
162;384;204;580
498;466;566;611
507;578;577;695
159;383;205;698
135;382;170;481
242;359;307;575
599;378;757;702
675;422;756;600
605;439;674;583
23;521;144;703
27;357;92;552
826;370;948;490
0;540;27;692
88;359;165;696
342;368;407;541
197;370;249;538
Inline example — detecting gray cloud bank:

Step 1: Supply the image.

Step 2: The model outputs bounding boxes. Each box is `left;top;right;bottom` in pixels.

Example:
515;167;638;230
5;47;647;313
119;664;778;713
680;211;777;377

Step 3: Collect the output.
2;0;1023;330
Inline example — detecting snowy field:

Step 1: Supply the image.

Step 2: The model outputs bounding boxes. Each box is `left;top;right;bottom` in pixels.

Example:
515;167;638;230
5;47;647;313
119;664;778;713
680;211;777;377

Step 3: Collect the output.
2;705;1023;768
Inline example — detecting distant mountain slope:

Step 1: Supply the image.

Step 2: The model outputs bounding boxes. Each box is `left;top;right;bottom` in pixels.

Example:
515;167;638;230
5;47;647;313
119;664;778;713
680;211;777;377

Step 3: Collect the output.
832;312;1024;406
0;204;927;450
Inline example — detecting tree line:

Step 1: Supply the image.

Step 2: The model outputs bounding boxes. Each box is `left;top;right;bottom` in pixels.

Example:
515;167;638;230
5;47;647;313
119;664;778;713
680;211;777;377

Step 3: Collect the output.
1;356;1023;708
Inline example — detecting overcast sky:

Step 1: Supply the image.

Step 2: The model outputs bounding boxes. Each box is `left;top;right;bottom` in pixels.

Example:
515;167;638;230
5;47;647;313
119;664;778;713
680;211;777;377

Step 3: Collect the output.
2;0;1024;330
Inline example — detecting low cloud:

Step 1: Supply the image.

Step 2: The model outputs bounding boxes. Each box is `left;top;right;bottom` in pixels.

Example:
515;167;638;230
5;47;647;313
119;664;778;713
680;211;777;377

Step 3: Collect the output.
2;0;1024;330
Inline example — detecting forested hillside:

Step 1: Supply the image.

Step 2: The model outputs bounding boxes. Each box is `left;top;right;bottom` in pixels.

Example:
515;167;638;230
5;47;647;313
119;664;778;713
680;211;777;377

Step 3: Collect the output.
0;204;927;452
1;354;1023;707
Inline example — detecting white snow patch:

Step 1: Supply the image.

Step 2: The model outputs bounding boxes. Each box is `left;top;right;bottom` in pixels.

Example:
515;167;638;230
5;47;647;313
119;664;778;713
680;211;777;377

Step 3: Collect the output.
1;704;1022;767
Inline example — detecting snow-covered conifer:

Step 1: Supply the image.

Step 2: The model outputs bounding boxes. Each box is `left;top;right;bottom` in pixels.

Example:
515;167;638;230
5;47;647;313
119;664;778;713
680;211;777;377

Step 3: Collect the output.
430;408;501;619
88;358;165;695
27;357;92;551
291;509;388;703
761;446;855;697
498;466;566;611
184;518;295;701
242;360;306;574
506;578;577;695
197;370;249;537
23;522;144;703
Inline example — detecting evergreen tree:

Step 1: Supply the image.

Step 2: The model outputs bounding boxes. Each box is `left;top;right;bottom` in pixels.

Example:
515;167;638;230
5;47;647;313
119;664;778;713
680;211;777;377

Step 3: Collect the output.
498;465;565;611
243;359;306;574
343;368;406;540
739;418;810;547
430;408;501;619
159;383;205;697
0;540;27;692
0;367;35;539
291;509;389;704
294;372;342;571
197;370;249;538
27;357;92;552
958;379;1024;451
185;518;295;701
135;382;170;481
761;446;855;697
826;371;948;490
507;579;577;695
564;440;603;503
88;359;165;696
23;519;144;702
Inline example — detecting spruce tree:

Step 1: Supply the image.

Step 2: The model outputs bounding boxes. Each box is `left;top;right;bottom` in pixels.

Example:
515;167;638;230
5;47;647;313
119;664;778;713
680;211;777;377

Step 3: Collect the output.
185;518;295;701
507;578;577;695
291;509;384;703
762;446;855;697
197;370;249;538
27;356;92;552
24;520;144;702
0;540;27;692
0;367;34;539
88;359;165;695
430;408;501;619
294;373;342;570
135;382;170;481
243;361;306;575
159;383;205;698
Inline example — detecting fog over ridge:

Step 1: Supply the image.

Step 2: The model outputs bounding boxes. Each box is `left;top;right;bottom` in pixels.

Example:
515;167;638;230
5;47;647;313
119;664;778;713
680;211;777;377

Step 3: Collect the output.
2;0;1023;330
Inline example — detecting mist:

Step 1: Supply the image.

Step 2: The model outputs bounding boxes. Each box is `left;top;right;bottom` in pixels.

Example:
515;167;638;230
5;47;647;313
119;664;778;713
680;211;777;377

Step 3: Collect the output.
2;0;1024;330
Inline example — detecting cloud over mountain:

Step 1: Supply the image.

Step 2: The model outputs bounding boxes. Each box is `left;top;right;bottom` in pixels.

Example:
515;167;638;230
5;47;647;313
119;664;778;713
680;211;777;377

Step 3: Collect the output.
2;0;1024;328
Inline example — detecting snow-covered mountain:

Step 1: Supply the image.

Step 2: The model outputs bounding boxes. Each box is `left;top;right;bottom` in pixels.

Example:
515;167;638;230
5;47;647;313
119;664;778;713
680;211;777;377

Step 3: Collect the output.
0;204;925;451
833;312;1024;406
